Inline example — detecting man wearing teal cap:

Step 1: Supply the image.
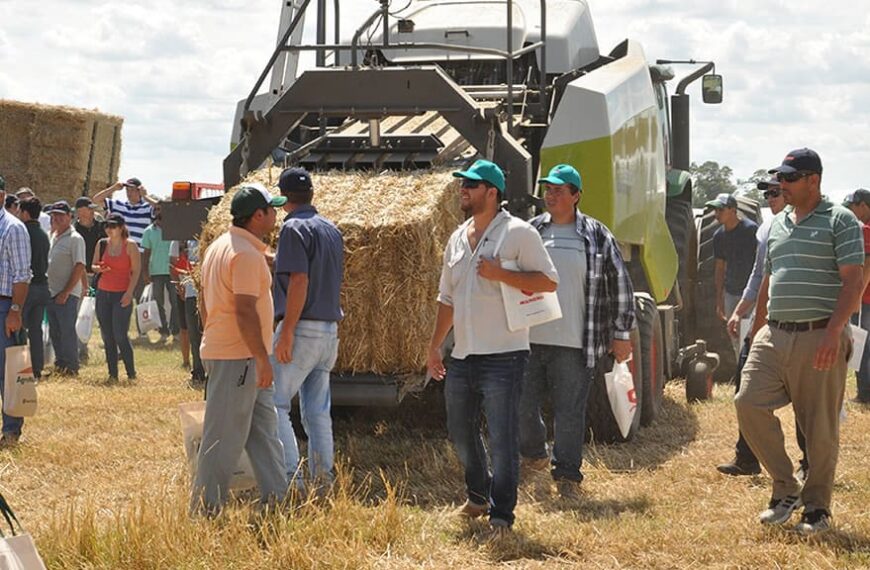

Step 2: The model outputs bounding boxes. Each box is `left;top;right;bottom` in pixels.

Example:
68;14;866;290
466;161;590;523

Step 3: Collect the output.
427;158;559;531
520;163;635;495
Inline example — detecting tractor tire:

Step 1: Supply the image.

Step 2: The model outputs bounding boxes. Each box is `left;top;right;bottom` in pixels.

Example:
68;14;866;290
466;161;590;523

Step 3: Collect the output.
693;196;761;381
585;327;644;444
636;293;664;426
665;198;697;344
685;359;714;402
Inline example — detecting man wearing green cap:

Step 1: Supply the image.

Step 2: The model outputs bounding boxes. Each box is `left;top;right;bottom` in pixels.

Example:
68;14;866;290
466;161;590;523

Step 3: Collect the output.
521;164;635;494
427;159;559;531
191;183;289;516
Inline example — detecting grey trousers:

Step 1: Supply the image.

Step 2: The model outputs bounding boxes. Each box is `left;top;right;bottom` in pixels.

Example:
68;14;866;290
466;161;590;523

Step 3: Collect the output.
190;358;288;516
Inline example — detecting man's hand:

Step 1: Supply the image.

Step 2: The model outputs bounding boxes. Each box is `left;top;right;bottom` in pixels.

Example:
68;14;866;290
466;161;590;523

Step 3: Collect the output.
143;274;151;285
813;327;843;371
5;312;22;336
716;300;727;322
255;355;273;388
476;256;504;282
727;313;741;338
610;338;632;363
427;345;446;381
275;328;295;364
55;291;70;305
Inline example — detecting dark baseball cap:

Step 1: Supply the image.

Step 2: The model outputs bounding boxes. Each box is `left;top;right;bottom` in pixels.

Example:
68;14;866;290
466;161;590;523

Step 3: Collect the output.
768;148;823;175
757;177;780;191
704;193;737;210
231;183;288;218
842;188;870;207
122;177;142;188
453;159;506;193
278;167;313;194
46;200;72;214
75;196;97;209
105;212;125;225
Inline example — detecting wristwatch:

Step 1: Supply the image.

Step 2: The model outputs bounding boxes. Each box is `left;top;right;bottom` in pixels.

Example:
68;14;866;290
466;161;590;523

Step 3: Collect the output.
9;304;20;312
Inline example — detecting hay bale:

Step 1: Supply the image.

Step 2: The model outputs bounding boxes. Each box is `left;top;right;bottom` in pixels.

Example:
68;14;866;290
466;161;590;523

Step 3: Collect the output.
199;167;462;375
0;99;123;203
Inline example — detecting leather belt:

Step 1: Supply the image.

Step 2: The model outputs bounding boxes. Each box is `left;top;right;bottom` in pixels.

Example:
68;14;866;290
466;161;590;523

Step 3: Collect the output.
0;296;11;301
768;318;829;332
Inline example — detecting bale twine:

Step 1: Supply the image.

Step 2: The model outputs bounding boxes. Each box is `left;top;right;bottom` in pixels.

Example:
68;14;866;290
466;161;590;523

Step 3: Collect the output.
0;99;123;203
198;166;462;375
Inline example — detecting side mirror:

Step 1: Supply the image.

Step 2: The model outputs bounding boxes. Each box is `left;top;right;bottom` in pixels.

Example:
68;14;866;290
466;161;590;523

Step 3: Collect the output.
702;74;723;104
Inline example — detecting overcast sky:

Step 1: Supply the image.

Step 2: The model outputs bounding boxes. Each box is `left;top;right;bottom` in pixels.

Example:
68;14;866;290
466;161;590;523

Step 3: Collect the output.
1;0;867;200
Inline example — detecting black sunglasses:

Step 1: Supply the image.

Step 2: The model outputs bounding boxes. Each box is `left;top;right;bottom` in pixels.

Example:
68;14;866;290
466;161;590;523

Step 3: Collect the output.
776;170;815;183
763;189;781;199
460;179;485;189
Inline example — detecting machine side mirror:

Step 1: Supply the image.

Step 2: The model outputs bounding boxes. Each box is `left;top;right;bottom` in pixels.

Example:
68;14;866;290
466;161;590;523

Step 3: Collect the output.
702;74;723;104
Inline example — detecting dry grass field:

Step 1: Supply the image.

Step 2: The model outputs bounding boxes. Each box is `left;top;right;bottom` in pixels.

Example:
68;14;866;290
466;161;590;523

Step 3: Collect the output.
2;331;870;569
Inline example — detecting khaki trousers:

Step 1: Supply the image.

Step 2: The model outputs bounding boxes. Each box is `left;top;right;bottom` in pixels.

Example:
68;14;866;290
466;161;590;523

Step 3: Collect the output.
735;324;848;512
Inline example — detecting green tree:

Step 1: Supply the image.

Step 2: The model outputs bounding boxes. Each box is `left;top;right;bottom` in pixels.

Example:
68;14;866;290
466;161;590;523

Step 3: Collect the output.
690;161;736;208
736;168;768;204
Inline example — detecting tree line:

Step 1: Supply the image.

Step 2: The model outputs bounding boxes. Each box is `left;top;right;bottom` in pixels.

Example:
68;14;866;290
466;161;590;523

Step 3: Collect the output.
690;161;768;208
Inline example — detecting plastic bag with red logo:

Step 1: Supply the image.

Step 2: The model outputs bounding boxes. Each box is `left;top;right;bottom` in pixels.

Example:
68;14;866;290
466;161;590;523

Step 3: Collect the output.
605;358;636;438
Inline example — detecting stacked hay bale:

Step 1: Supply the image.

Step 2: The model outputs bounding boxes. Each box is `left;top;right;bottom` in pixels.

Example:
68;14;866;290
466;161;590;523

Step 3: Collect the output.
0;99;123;203
199;167;462;375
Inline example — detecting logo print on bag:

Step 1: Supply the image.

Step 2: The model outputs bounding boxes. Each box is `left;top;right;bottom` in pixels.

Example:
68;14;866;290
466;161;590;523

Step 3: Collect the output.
16;366;34;384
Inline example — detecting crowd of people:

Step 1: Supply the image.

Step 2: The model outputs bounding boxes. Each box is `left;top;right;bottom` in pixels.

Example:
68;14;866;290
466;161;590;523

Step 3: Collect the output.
0;148;866;537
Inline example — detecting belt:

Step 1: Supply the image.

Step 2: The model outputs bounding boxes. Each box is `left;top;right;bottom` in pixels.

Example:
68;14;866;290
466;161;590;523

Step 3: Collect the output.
0;296;11;301
768;318;830;332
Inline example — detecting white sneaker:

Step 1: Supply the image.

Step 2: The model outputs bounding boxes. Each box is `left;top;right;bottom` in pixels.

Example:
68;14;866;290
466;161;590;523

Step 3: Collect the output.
759;494;802;525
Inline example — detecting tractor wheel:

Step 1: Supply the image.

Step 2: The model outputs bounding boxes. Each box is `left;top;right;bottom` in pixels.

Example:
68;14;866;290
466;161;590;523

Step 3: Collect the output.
585;327;644;444
665;198;697;344
685;359;714;403
693;196;761;381
636;293;665;426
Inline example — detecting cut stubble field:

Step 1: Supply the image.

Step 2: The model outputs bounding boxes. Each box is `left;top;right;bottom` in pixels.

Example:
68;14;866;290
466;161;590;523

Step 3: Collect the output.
2;331;870;569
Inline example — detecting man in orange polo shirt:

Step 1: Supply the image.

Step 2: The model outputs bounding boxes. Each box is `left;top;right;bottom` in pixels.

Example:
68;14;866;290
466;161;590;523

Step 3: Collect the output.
190;183;288;516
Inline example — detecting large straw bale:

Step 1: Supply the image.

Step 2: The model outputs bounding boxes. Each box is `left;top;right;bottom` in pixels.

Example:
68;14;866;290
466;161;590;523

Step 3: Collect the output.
199;166;462;375
0;99;123;203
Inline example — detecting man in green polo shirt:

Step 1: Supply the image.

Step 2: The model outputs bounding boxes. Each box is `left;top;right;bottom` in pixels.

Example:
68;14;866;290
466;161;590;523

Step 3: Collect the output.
736;148;864;535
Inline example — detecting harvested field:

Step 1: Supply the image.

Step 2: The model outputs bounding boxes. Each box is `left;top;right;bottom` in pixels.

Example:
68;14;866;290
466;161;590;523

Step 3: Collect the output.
0;99;122;203
1;330;870;568
198;167;463;375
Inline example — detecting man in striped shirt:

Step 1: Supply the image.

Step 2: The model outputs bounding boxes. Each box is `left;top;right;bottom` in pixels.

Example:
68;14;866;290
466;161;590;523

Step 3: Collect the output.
736;148;864;534
93;178;157;247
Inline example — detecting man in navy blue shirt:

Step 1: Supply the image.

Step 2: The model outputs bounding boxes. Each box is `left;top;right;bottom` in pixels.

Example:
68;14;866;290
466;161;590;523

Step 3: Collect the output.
271;167;344;490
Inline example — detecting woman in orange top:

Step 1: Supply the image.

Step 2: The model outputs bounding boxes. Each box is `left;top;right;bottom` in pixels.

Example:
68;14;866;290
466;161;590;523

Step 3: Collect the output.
92;213;141;381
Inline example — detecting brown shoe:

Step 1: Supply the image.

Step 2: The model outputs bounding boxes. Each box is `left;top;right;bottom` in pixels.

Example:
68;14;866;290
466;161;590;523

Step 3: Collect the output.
456;500;489;519
522;456;550;471
716;458;761;476
0;433;20;450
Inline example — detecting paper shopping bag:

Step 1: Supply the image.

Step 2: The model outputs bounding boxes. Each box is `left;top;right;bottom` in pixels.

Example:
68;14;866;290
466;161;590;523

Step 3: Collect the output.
3;337;37;417
604;359;637;438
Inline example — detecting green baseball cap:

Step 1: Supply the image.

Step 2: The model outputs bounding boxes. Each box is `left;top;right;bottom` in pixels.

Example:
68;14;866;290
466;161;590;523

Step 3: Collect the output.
453;159;506;193
231;183;287;217
538;164;582;190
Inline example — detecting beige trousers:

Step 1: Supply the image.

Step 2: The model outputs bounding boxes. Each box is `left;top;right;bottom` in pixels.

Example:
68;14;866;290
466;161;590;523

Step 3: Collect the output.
735;324;849;511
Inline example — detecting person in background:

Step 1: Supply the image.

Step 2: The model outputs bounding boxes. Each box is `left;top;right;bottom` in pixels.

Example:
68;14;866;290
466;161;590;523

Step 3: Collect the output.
92;213;140;382
841;188;870;405
14;188;51;234
0;175;32;449
170;240;192;370
74;197;105;364
171;239;206;388
19;199;50;380
45;201;85;376
4;195;19;217
141;203;179;343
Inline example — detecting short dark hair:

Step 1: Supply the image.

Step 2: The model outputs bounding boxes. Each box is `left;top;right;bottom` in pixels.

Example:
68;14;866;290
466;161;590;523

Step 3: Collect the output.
19;197;42;220
285;189;313;205
231;206;269;228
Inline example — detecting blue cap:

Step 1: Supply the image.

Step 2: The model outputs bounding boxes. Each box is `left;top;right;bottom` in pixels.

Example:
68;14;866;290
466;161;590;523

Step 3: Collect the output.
704;193;737;210
453;159;506;193
538;164;582;191
768;148;823;175
278;167;313;194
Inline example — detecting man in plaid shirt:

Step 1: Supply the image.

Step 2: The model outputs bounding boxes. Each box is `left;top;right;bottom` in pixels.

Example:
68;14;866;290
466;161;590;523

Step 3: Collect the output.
520;164;635;494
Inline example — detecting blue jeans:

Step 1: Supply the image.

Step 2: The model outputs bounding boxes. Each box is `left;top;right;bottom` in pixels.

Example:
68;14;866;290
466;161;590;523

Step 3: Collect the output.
96;290;136;379
445;350;528;526
46;294;80;373
22;283;50;378
270;320;338;485
0;300;23;435
853;305;870;401
520;345;592;482
150;275;179;336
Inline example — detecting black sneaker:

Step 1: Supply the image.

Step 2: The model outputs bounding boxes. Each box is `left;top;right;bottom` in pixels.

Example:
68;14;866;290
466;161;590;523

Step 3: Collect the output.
716;458;761;476
795;509;831;534
759;494;802;525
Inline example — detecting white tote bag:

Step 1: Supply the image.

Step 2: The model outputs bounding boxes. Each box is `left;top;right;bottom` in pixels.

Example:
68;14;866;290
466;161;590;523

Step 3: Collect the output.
604;358;637;438
848;324;867;371
136;285;162;334
0;494;47;570
75;296;96;344
3;337;37;418
491;223;562;332
179;401;258;492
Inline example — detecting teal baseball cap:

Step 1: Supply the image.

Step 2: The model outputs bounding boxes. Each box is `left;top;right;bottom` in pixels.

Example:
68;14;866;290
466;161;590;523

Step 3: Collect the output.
539;164;582;190
453;159;506;193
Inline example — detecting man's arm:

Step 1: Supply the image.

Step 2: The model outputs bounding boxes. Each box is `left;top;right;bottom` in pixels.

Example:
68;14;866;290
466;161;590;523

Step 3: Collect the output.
235;294;272;388
93;182;123;208
427;302;455;381
139;186;159;206
750;273;770;340
477;260;557;292
274;273;309;364
604;232;635;362
56;263;85;305
141;249;152;284
714;259;726;321
5;224;31;335
813;264;863;371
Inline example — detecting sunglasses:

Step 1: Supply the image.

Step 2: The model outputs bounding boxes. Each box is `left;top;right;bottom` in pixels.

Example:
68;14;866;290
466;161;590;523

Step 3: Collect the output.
776;170;815;183
460;179;484;189
763;189;781;199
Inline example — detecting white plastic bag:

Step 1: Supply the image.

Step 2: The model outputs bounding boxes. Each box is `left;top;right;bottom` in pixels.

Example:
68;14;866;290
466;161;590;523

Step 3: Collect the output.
3;342;37;417
0;492;47;570
41;321;53;367
75;296;96;344
848;324;867;371
605;358;637;438
178;401;257;492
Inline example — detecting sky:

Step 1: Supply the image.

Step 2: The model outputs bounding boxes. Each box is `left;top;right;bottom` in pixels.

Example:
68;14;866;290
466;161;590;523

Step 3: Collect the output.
1;0;868;200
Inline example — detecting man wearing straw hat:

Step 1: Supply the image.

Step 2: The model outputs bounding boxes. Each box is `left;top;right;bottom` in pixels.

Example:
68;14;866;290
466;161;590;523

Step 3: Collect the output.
427;159;559;531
